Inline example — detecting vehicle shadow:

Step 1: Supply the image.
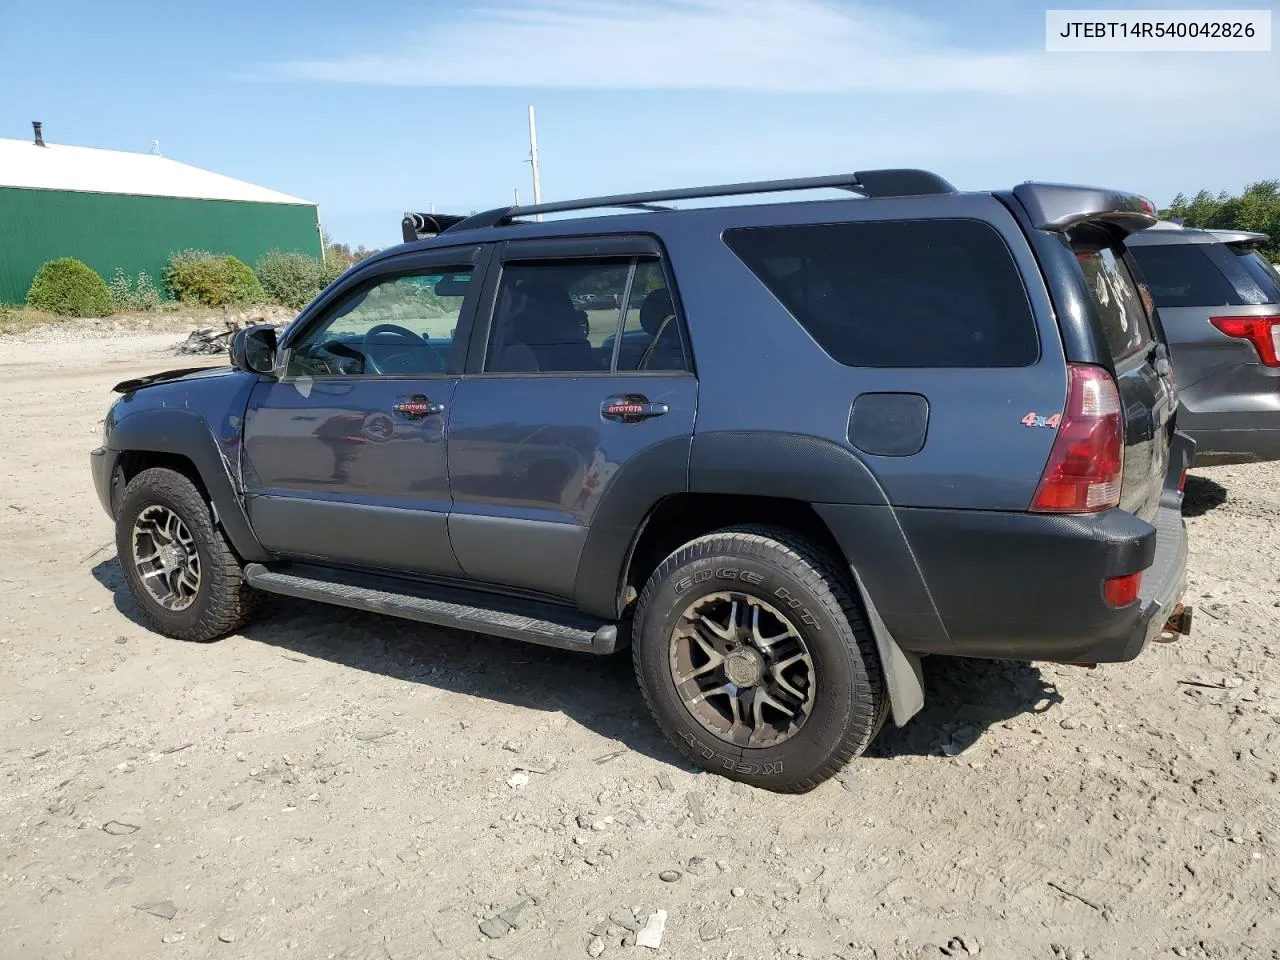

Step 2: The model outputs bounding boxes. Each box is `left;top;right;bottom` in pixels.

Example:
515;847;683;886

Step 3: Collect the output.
92;557;1063;768
870;656;1063;758
1181;474;1228;517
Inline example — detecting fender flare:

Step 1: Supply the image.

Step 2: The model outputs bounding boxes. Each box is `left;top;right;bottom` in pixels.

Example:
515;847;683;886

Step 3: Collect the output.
109;409;269;562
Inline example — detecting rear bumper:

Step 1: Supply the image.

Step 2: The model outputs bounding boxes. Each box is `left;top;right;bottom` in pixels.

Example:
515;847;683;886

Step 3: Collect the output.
845;430;1195;664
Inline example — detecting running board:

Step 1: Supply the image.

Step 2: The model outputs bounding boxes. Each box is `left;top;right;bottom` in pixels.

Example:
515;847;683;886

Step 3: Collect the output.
243;563;622;654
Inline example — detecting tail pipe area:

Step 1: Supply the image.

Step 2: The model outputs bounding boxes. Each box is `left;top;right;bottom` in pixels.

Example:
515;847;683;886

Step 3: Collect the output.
1157;603;1194;643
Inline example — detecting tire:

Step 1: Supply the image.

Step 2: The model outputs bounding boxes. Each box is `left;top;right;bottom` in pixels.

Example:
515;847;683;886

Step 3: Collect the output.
115;467;259;642
632;525;885;793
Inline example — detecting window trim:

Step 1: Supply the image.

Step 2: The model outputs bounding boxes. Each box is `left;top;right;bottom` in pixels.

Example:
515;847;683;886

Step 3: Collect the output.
275;245;492;382
463;235;695;378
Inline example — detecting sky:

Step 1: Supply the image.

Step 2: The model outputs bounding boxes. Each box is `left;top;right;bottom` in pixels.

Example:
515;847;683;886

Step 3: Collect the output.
2;0;1277;249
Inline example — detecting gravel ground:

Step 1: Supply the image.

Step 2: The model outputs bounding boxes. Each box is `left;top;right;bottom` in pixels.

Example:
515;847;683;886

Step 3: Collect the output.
0;334;1277;960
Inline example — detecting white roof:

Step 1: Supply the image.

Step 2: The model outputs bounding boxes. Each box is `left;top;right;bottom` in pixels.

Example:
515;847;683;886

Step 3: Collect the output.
0;138;312;206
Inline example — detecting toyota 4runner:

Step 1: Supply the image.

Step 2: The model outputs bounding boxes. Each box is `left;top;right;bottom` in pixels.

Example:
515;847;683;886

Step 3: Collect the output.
91;170;1195;792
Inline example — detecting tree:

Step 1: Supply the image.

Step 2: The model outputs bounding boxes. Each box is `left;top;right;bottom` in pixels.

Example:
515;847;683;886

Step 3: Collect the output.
1163;180;1280;259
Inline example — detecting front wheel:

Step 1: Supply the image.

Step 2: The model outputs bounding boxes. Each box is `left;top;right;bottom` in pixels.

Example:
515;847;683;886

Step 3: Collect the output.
632;525;885;792
115;467;259;642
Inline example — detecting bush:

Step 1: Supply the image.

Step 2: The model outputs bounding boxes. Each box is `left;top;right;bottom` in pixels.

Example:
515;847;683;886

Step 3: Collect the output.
25;258;114;317
255;250;328;310
108;268;164;311
164;250;264;306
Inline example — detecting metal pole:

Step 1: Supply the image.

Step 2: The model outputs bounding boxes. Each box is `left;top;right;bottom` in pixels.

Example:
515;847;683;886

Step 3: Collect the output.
514;188;521;205
528;105;543;222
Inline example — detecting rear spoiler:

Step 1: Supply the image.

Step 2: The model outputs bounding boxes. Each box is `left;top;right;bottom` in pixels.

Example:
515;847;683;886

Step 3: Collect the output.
1012;182;1158;235
1208;228;1270;250
401;212;469;243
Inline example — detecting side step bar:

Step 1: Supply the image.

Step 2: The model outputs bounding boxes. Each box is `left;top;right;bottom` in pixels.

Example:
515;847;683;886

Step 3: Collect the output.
243;563;623;655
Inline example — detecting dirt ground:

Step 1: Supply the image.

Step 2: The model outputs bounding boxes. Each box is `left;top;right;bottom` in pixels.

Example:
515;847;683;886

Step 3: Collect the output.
0;330;1277;960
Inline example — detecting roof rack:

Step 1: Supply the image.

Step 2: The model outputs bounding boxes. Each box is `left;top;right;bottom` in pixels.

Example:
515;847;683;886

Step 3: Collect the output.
445;168;954;234
402;212;470;243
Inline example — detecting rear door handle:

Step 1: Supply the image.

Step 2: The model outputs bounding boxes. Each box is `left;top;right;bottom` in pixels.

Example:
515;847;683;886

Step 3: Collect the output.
602;395;668;423
393;395;445;420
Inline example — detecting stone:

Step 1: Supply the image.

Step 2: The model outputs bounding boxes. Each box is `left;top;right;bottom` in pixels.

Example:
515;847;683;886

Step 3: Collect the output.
507;771;530;789
730;886;745;897
659;870;681;883
699;922;720;942
635;910;667;950
218;932;236;944
133;900;177;921
102;820;140;836
587;936;605;957
686;855;709;876
478;916;512;940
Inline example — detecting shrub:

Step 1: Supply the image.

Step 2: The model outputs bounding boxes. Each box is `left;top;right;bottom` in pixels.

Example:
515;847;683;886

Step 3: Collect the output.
25;258;114;317
108;268;164;311
255;250;328;310
164;250;264;306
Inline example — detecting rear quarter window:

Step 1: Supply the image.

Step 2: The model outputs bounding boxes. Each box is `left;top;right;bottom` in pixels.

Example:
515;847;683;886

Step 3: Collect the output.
723;219;1039;367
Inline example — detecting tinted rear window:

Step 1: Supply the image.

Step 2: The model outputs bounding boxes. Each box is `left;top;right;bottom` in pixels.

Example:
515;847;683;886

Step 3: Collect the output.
1129;241;1280;307
1074;246;1154;361
723;219;1038;367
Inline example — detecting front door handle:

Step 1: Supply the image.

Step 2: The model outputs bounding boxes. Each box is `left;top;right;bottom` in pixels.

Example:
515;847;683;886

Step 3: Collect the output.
602;395;668;423
393;394;445;420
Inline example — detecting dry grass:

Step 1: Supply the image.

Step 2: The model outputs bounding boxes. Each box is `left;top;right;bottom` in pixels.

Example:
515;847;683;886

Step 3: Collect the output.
0;303;274;339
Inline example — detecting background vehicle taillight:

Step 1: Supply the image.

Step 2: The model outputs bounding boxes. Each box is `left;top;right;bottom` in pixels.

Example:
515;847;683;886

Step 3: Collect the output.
1031;364;1123;513
1209;315;1280;367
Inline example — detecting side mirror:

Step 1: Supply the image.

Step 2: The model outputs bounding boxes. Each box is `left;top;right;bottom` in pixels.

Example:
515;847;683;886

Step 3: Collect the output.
229;324;279;375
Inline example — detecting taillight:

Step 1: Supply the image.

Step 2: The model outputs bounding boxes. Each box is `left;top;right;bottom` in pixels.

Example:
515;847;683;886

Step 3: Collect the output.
1103;571;1142;607
1031;364;1123;513
1209;315;1280;367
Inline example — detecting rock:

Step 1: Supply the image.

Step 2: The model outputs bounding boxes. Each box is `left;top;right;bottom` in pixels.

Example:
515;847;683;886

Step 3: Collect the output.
587;936;605;957
635;910;667;950
353;729;396;742
687;793;708;825
498;899;530;929
716;860;732;873
656;773;675;792
699;922;720;942
942;726;979;757
589;920;610;937
507;771;530;789
134;900;177;921
659;869;681;883
686;855;709;876
102;820;140;835
218;932;236;944
576;812;596;829
105;876;133;888
161;933;185;945
609;908;640;932
1224;676;1244;689
1060;717;1080;730
731;886;746;897
478;916;512;940
114;636;128;645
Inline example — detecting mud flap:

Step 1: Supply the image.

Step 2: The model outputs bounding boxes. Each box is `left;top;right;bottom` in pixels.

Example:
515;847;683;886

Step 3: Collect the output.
849;567;925;727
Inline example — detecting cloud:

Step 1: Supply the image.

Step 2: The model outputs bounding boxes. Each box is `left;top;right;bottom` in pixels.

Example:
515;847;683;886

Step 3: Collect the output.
263;0;1255;97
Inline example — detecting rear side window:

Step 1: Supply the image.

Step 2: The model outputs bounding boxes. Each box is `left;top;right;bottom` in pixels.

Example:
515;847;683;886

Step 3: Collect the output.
723;219;1038;367
1129;242;1280;307
1074;246;1154;361
1231;247;1280;303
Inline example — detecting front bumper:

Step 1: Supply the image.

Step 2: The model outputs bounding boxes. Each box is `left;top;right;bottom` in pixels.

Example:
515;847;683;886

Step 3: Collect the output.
90;446;121;519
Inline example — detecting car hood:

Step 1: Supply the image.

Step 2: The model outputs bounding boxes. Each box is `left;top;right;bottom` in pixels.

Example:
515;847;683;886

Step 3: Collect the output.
112;364;239;394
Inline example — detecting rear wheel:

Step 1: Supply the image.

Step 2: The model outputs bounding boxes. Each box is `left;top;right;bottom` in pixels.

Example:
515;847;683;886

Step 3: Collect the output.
632;525;885;792
115;467;258;642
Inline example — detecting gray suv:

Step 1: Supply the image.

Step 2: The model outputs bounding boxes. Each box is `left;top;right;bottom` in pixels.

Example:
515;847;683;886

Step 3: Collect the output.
91;170;1194;792
1126;223;1280;464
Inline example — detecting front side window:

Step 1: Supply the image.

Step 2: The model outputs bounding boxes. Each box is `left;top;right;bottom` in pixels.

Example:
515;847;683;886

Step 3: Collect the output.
485;256;688;373
286;268;472;377
723;219;1039;367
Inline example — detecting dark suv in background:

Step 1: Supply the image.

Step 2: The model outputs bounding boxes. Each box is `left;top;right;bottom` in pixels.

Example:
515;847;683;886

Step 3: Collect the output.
92;170;1194;792
1127;223;1280;464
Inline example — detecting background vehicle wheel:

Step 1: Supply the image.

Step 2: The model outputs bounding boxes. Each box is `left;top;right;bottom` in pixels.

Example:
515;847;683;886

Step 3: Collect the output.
632;525;885;792
114;467;259;642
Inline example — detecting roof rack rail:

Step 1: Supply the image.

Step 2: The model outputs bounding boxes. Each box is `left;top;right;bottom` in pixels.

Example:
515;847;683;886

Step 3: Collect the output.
445;168;953;234
402;212;470;243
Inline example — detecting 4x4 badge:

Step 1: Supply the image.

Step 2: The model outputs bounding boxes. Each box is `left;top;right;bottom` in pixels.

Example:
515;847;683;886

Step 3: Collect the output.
1021;412;1062;428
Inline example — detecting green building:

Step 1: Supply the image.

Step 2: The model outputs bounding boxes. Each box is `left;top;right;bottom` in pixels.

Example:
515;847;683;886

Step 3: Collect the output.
0;128;321;305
